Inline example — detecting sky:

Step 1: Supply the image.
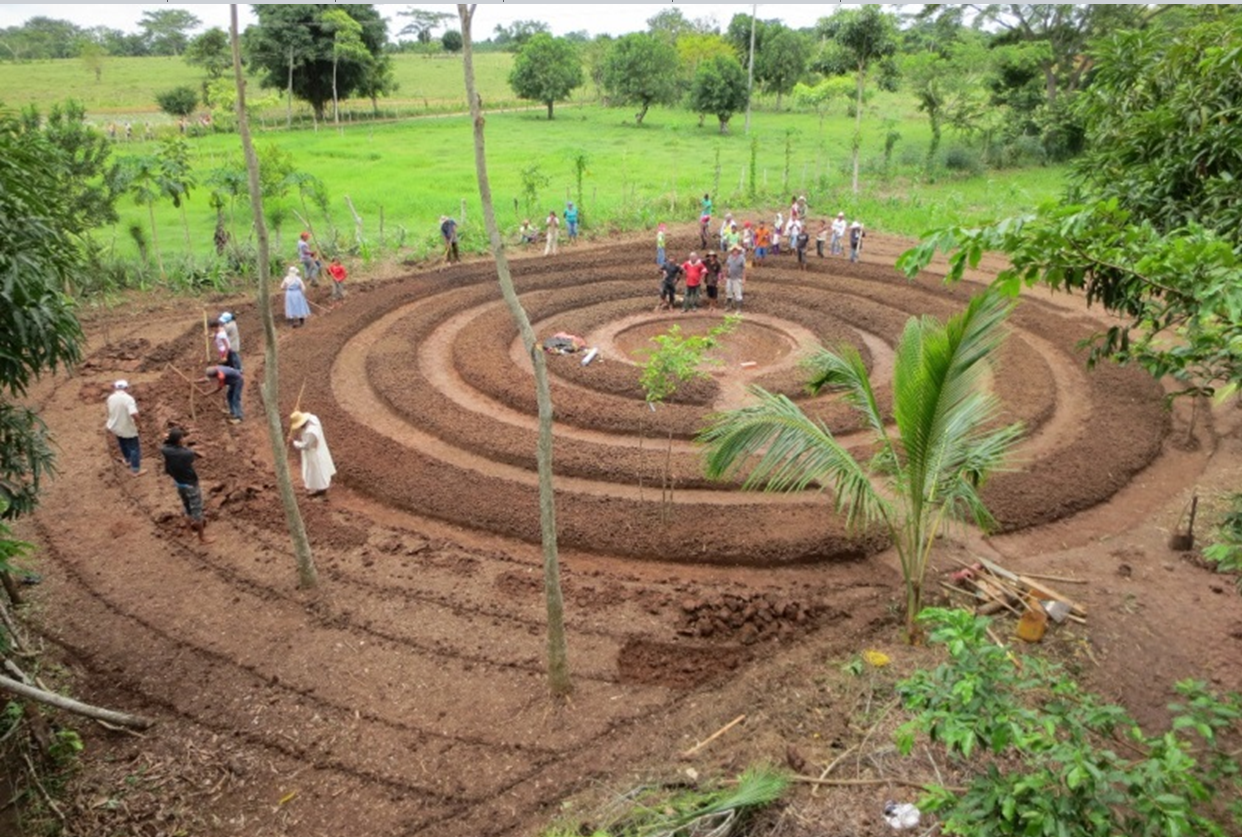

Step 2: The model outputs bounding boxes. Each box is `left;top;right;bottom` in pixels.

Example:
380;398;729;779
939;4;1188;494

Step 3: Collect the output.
0;4;855;38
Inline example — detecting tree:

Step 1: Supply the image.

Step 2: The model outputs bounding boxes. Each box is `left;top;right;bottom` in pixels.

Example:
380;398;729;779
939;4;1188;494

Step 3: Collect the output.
902;37;990;175
700;290;1023;644
754;25;808;110
815;5;900;194
508;33;583;120
155;85;198;118
358;53;398;116
139;9;200;56
320;8;371;127
245;4;388;123
18;100;121;236
79;40;106;82
186;27;231;103
675;32;735;86
397;8;454;44
491;20;550;51
898;14;1242;399
230;5;318;589
0;113;85;518
791;76;853;135
647;8;717;44
600;33;680;125
0;17;83;60
441;29;462;53
689;54;749;134
458;4;571;697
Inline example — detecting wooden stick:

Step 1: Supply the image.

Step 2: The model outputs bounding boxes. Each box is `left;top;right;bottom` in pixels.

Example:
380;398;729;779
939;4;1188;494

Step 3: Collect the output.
202;310;211;361
293;378;307;414
0;672;154;729
1018;576;1088;616
1021;572;1088;585
166;363;194;384
189;380;196;421
680;714;746;758
792;774;964;793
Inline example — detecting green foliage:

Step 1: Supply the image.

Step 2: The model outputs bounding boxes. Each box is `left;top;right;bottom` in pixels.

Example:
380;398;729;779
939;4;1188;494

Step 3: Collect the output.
600;33;680;125
898;608;1242;837
754;25;808;108
688;54;748;134
508;33;584;120
1203;494;1242;590
154;85;198;119
700;290;1023;642
184;27;231;84
491;20;551;52
139;9;200;57
519;163;550;221
543;766;788;837
17;99;121;233
441;30;463;54
640;316;740;405
244;4;388;120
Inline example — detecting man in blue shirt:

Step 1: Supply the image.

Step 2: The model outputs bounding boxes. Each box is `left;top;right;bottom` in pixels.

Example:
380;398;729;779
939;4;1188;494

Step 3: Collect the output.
565;202;579;241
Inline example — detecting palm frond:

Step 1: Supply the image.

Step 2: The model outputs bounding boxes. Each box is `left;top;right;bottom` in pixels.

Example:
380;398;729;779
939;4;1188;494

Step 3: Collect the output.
699;387;888;528
804;344;890;444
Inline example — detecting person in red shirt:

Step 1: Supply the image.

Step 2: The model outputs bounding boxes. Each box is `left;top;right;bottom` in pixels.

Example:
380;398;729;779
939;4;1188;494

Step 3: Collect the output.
681;252;706;313
327;257;347;303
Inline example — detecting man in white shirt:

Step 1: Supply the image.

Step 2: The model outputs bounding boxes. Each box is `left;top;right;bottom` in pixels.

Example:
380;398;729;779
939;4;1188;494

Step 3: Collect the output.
830;212;848;256
105;380;146;476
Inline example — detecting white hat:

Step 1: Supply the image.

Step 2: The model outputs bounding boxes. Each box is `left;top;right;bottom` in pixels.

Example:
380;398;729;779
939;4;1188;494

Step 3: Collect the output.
851;221;862;228
220;312;234;324
837;211;845;217
113;380;129;390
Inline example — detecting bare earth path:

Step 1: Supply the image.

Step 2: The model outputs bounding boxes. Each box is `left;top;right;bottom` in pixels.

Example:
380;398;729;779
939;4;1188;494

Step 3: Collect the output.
12;227;1242;836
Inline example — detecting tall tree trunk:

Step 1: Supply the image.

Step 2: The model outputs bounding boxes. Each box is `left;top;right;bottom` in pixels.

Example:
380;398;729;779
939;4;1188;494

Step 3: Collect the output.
286;45;293;130
852;65;864;195
744;3;756;135
232;5;318;589
333;54;340;128
148;202;166;280
458;4;571;698
546;100;553;120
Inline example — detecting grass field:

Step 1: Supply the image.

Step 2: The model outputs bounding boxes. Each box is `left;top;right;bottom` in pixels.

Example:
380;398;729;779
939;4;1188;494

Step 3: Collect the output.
2;53;1064;280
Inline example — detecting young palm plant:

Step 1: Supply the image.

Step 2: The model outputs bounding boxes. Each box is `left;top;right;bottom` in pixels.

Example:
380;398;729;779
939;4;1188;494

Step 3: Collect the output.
699;290;1024;643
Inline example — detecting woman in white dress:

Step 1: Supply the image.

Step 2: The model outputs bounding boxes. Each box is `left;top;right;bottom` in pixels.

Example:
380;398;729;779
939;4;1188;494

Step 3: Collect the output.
289;411;336;497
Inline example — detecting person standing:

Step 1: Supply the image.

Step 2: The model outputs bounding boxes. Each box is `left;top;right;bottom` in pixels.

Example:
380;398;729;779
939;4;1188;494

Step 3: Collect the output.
210;318;231;366
281;265;311;327
657;258;681;311
289;411;336;498
160;427;212;543
725;244;746;311
220;312;241;371
682;252;706;313
849;221;866;263
815;220;829;258
754;221;771;266
701;193;713;219
564;202;579;241
439;215;460;263
105;380;146;476
327;257;348;303
830;212;847;256
297;231;320;285
544;210;560;256
656;223;667;266
702;250;722;311
795;224;811;270
203;365;244;423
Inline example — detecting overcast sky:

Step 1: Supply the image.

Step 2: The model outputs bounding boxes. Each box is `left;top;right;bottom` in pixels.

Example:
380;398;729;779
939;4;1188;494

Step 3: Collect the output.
0;4;857;38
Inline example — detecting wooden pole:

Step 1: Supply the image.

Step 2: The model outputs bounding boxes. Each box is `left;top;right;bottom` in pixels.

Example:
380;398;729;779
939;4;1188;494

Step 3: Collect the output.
0;672;154;730
202;310;211;361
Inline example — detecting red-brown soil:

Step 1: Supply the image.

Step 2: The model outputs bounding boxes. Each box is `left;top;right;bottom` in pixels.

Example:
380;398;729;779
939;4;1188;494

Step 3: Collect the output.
12;227;1242;836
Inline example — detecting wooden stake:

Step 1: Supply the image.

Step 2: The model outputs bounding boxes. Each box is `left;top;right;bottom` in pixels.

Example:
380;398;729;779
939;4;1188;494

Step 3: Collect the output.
680;714;746;759
203;309;211;361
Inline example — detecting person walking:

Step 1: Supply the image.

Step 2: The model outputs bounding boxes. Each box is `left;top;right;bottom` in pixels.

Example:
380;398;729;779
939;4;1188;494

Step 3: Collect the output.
564;202;579;241
830;212;847;256
544;210;560;256
682;252;706;313
439;215;460;263
160;427;213;543
289;411;336;498
849;221;866;263
203;365;244;423
725;244;746;311
281;265;311;327
297;231;320;286
105;380;146;476
219;312;242;371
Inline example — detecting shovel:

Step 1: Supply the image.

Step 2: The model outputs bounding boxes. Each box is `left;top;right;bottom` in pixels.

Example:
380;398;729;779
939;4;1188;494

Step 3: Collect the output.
1169;494;1198;551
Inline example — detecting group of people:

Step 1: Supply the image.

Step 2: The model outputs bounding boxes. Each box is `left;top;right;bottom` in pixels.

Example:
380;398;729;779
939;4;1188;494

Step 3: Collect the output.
283;231;348;328
657;245;748;313
687;194;867;269
104;301;338;544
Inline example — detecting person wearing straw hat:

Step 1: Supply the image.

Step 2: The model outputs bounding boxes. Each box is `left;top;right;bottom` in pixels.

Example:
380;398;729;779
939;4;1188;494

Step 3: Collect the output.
289;411;336;498
830;212;847;256
105;380;146;476
849;220;866;263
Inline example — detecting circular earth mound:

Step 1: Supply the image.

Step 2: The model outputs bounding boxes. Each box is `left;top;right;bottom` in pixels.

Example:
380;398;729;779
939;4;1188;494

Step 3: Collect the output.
152;231;1168;565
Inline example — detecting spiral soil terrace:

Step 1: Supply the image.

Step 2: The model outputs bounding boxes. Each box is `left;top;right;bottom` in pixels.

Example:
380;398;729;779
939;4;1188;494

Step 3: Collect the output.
261;234;1171;565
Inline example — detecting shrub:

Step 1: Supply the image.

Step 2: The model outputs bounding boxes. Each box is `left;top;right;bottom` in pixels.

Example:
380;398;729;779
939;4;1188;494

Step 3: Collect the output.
942;145;982;175
155;86;199;118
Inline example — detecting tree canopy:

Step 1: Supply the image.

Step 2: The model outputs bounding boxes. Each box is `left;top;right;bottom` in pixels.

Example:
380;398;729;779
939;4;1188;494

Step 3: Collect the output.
0;110;85;516
600;33;680;125
138;9;201;56
244;4;388;121
689;54;749;134
508;33;583;120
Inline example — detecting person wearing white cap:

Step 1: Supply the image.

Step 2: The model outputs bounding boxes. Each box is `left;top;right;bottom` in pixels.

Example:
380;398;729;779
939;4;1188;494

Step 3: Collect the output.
830;212;847;256
289;411;336;497
220;312;241;371
849;221;866;263
105;380;146;476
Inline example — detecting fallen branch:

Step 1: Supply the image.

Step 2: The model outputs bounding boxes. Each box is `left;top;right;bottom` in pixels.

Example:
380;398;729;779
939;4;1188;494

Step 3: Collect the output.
680;714;746;758
0;673;154;730
792;774;964;793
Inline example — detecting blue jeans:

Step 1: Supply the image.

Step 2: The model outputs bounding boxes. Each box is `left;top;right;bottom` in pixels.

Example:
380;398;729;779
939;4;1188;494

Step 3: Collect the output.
226;380;244;420
567;220;578;239
656;247;665;266
116;435;141;473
